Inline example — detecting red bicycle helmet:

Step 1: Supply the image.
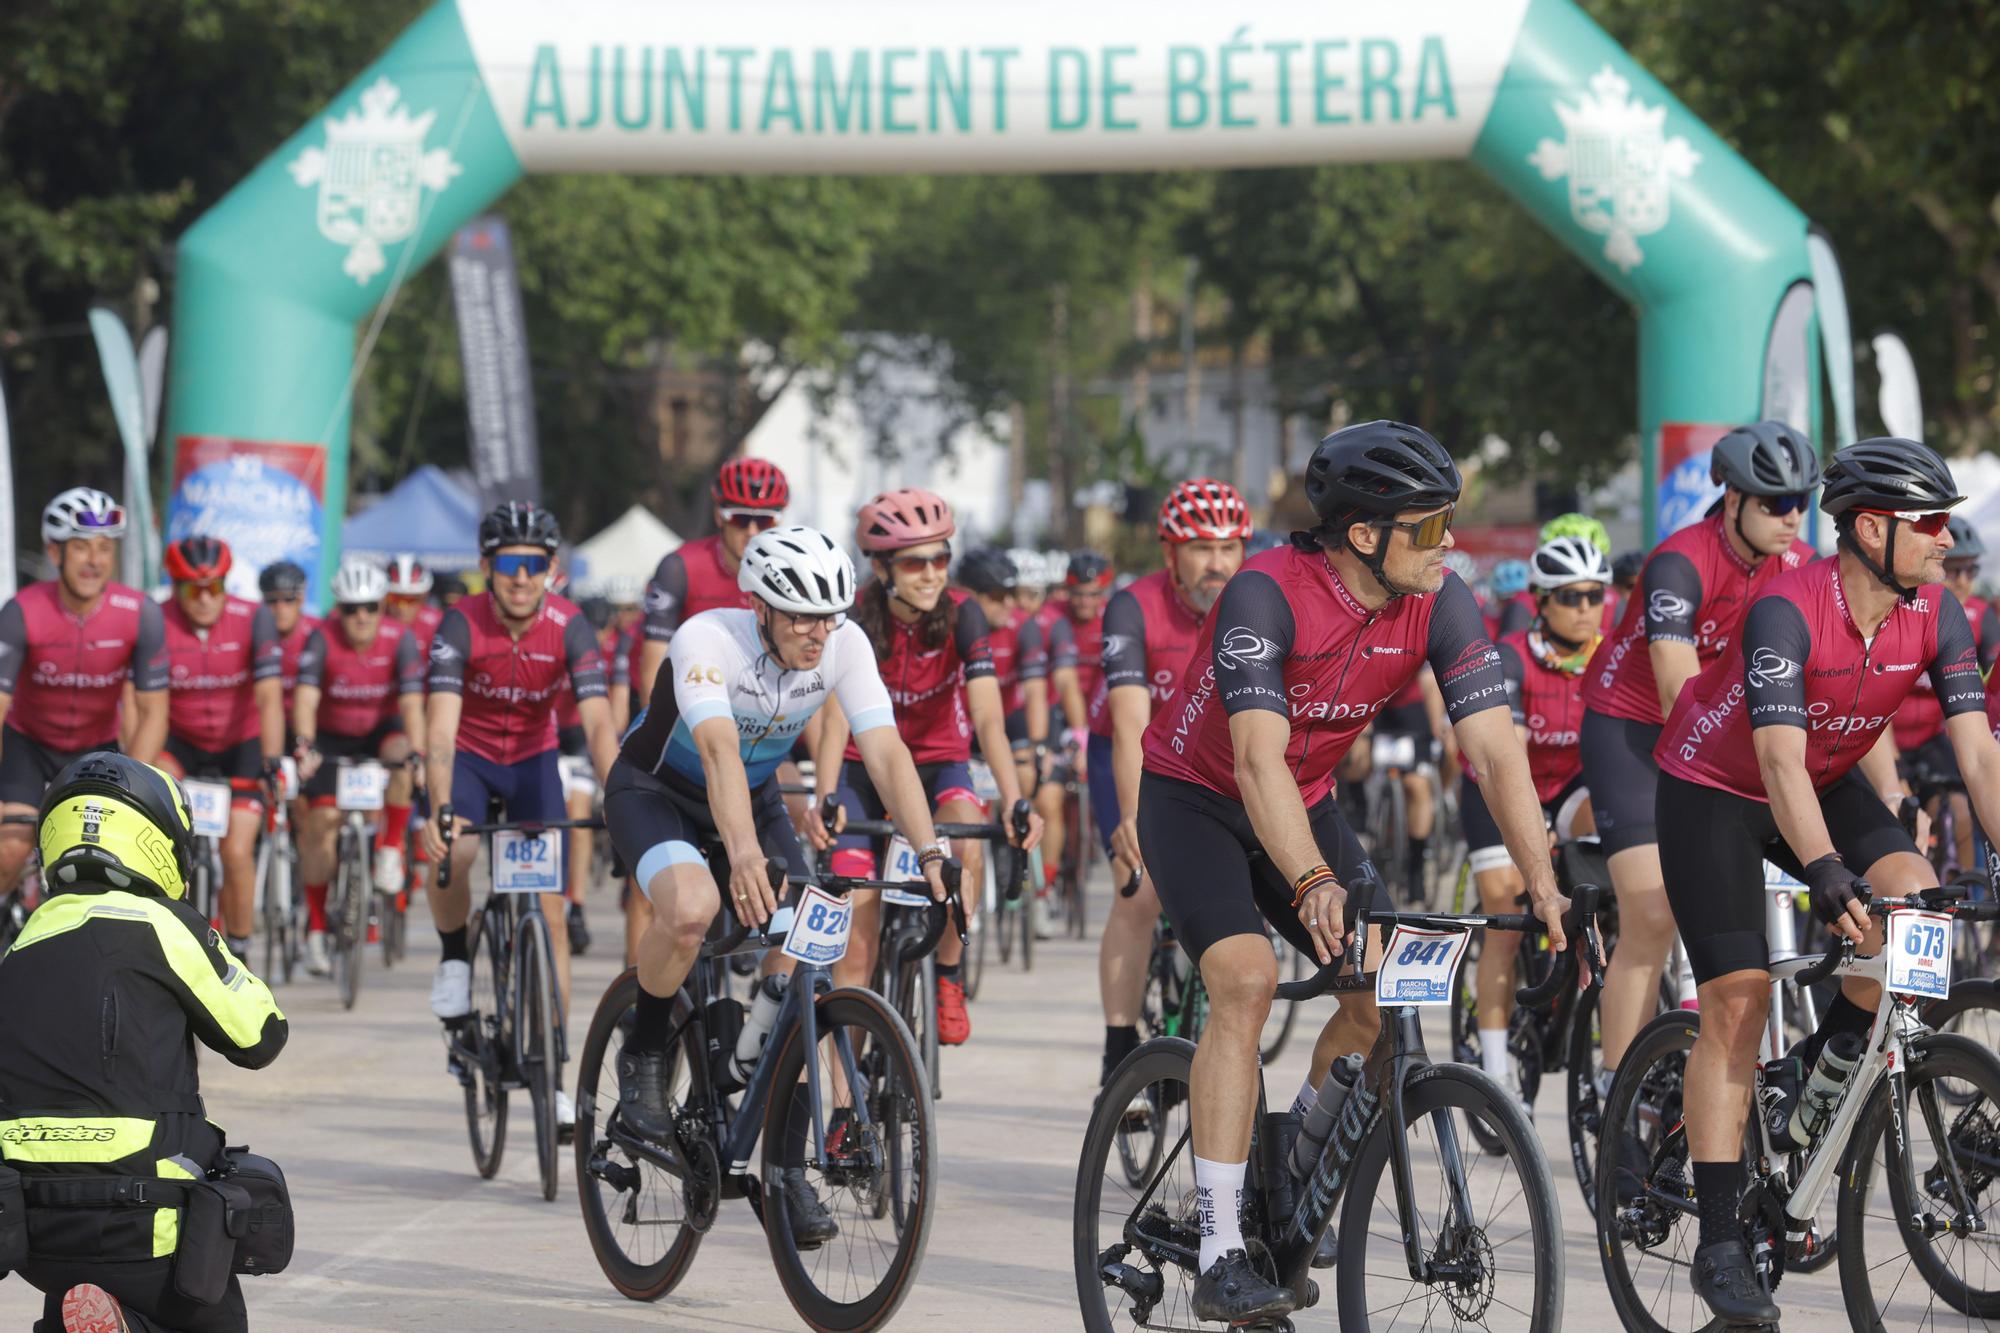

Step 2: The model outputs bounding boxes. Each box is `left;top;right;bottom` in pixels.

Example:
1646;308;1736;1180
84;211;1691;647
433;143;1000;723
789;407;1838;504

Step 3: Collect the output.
1158;479;1252;543
713;458;790;510
164;535;233;583
857;489;955;553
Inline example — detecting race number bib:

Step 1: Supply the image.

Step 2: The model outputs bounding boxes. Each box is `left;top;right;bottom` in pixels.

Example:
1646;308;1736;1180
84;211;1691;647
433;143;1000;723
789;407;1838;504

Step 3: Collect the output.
782;884;853;966
1373;925;1470;1007
881;835;936;907
970;761;1001;802
492;829;562;895
1763;861;1805;892
335;762;388;812
1886;909;1952;1000
184;780;231;839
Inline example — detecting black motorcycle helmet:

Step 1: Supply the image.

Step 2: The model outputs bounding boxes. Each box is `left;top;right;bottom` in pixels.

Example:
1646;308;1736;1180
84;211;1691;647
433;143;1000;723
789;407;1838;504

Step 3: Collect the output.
1300;420;1461;597
478;501;562;556
955;547;1018;597
1821;437;1965;602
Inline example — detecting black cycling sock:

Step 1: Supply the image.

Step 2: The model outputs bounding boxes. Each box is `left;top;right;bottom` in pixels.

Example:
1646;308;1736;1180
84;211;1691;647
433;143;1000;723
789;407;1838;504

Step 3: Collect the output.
937;962;961;983
1693;1159;1744;1248
1405;837;1427;891
632;984;676;1053
1802;992;1874;1070
1105;1023;1141;1071
439;926;469;964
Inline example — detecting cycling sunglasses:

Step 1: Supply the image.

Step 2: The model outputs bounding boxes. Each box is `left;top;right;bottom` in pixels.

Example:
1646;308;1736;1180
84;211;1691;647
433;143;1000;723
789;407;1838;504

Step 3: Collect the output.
1547;586;1606;608
1862;508;1953;538
491;552;552;578
263;594;302;607
890;549;952;574
339;601;382;616
721;509;781;530
74;507;126;532
182;580;227;599
1756;493;1811;516
1370;504;1455;549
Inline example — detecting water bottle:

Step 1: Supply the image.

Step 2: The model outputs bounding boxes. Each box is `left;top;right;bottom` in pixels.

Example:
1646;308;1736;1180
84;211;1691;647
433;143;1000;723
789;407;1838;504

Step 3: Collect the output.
1289;1054;1364;1180
1790;1030;1864;1148
733;974;790;1079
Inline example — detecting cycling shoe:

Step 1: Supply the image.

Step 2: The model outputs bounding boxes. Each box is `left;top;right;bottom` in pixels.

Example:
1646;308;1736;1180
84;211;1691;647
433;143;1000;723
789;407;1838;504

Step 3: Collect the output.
781;1167;839;1248
1690;1239;1779;1325
1192;1249;1295;1325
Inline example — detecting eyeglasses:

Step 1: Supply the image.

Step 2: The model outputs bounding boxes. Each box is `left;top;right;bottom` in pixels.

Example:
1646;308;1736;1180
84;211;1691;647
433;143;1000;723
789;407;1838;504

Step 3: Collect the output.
1946;560;1980;578
786;611;846;635
1862;508;1954;538
889;550;952;574
721;509;781;530
1756;493;1812;517
1547;586;1607;608
1369;504;1455;550
182;580;227;599
385;593;425;609
339;602;382;616
490;552;552;579
263;595;302;607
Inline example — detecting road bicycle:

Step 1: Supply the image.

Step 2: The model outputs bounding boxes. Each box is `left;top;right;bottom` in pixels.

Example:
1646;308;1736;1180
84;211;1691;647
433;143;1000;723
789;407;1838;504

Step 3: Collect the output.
1077;879;1605;1332
574;855;958;1331
178;776;245;934
439;803;597;1202
322;756;395;1009
1047;735;1092;940
253;758;301;984
1597;880;2000;1332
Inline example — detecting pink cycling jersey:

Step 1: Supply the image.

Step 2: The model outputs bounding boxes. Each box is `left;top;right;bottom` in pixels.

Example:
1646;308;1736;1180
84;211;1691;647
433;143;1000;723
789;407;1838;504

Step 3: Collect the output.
274;615;318;723
1088;570;1206;739
1585;514;1812;724
1064;605;1105;712
1143;545;1506;805
427;593;608;764
0;581;168;751
1892;592;1999;751
1658;557;1984;799
842;591;997;766
162;596;282;751
296;617;424;739
1494;629;1587;803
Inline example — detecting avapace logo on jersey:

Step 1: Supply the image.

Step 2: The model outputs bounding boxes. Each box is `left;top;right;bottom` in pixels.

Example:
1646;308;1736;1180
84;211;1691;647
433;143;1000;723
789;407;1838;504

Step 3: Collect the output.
1674;681;1743;762
33;661;126;691
1525;713;1579;750
1166;665;1220;755
1283;681;1384;724
1804;699;1893;736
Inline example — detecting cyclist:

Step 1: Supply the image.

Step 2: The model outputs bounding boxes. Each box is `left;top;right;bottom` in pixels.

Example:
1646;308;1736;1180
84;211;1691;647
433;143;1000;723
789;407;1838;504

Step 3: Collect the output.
1094;479;1250;1088
1612;549;1645;599
956;546;1049;812
606;525;950;1242
548;562;601;955
384;554;443;660
635;457;789;710
816;491;1041;1044
421;503;618;1133
1366;669;1447;901
259;560;316;749
1496;512;1615;637
1136;421;1565;1322
1011;549;1050;621
1581;421;1817;1128
157;536;286;959
1650;437;2000;1324
1033;551;1109;918
0;488;168;906
1464;534;1608;1094
292;557;426;976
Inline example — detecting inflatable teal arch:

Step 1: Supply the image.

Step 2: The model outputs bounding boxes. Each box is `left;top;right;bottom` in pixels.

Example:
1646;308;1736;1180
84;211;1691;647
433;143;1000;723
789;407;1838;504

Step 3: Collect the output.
166;0;1827;604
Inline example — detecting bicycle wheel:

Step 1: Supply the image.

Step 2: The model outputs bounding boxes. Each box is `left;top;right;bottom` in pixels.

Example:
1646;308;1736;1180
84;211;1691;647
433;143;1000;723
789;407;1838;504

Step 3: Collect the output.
1837;1031;2000;1328
1260;929;1305;1063
995;848;1017;965
517;912;563;1201
763;986;935;1332
1923;980;2000;1107
574;970;707;1300
1337;1061;1563;1332
332;833;365;1011
964;889;988;1001
462;909;510;1180
1596;1008;1721;1333
1564;982;1605;1216
1019;851;1036;972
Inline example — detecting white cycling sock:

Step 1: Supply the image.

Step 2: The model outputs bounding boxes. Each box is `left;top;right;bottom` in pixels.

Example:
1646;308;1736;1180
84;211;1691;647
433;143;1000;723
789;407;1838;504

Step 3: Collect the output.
1595;1066;1616;1100
1193;1155;1247;1272
1479;1029;1511;1083
1291;1076;1318;1119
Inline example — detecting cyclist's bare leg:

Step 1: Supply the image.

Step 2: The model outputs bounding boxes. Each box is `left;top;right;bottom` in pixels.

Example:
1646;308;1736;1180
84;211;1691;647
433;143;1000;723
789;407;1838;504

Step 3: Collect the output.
1191;931;1278;1159
1473;862;1526;1031
1306;989;1382;1088
832;890;882;992
297;806;341;886
1402;770;1434;842
635;862;721;1003
1099;865;1157;1027
1684;968;1768;1161
1034;777;1064;883
1598;842;1675;1072
540;890;571;1017
623;879;651;968
423;819;480;932
935;797;983;969
0;802;36;897
564;785;593;905
220;805;259;938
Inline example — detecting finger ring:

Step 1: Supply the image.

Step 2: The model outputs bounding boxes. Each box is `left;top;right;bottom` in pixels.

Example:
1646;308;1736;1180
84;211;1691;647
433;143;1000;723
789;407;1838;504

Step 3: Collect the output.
1310;916;1319;926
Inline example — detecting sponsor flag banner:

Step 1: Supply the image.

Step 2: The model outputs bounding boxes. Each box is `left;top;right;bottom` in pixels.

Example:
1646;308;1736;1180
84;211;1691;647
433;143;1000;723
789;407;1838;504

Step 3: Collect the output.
88;308;155;589
167;437;327;605
449;215;540;510
1656;422;1731;537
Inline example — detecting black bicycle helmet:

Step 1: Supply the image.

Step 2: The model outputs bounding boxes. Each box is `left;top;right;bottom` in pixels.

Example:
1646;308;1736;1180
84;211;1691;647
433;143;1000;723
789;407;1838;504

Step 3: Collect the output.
1064;550;1113;588
1709;420;1822;496
257;560;308;598
1303;420;1462;524
478;501;562;555
37;753;195;900
1946;516;1986;562
955;547;1018;596
1612;550;1645;585
1819;438;1963;519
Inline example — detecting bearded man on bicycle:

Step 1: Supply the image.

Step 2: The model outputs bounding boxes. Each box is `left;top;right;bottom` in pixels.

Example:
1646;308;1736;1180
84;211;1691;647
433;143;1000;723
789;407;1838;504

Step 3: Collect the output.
1650;437;2000;1325
1134;421;1567;1324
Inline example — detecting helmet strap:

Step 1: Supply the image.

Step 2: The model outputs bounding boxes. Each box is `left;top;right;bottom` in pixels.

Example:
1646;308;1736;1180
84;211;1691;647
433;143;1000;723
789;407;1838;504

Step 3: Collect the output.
1534;617;1587;656
1840;518;1921;604
1727;492;1767;567
1343;524;1415;601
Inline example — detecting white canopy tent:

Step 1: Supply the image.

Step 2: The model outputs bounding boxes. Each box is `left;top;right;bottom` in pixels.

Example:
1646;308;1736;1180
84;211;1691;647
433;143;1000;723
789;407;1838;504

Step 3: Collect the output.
570;504;680;601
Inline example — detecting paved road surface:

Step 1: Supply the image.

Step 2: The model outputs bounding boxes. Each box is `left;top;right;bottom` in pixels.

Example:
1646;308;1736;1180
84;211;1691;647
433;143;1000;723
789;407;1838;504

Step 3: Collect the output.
0;865;1868;1331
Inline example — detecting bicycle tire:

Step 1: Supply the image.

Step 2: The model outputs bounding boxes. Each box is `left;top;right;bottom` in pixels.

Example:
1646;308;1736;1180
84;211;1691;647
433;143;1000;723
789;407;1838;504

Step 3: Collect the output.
1337;1061;1564;1332
1019;854;1035;972
518;911;563;1201
996;849;1017;966
333;831;365;1011
1074;1036;1201;1333
1836;1031;2000;1327
1922;979;2000;1107
463;909;510;1180
763;985;936;1332
1564;981;1604;1217
573;969;707;1300
964;891;987;1001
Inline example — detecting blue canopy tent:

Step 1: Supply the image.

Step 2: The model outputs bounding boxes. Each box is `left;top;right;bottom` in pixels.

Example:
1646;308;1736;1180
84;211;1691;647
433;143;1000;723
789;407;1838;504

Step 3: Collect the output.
341;464;481;574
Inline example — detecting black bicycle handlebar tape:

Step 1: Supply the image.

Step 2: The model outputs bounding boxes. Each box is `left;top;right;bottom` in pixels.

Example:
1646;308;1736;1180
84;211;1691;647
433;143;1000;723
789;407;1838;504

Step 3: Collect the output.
1514;884;1599;1008
1275;958;1346;1003
906;859;965;958
1794;930;1851;987
1010;799;1032;839
436;804;457;888
819;793;841;832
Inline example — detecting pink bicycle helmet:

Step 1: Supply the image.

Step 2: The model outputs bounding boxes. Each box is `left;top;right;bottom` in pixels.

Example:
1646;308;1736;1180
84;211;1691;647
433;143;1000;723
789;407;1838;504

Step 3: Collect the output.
856;489;956;553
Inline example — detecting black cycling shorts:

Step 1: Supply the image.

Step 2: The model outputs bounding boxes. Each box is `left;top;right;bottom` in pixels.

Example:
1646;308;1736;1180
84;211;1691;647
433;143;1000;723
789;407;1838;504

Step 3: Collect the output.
602;760;808;900
0;725;112;808
558;723;587;758
1902;729;1961;787
301;724;404;801
1580;710;1661;855
1657;769;1916;985
1004;709;1030;744
1138;770;1379;964
1374;701;1430;739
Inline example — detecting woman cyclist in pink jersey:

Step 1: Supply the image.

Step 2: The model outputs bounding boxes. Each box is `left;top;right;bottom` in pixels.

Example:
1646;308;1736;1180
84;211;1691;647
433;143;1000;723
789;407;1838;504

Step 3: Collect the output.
811;489;1041;1047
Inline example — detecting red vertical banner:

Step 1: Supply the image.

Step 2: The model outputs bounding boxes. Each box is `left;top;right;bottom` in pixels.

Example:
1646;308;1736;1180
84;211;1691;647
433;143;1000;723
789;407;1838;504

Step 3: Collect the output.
1656;422;1731;537
167;437;328;604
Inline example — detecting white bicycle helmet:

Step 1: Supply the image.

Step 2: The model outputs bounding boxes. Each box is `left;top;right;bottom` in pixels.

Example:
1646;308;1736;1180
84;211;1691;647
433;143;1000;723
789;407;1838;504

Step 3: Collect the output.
331;557;390;606
1529;535;1613;591
386;554;433;595
604;574;646;607
1441;550;1479;583
43;487;126;543
739;526;856;615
